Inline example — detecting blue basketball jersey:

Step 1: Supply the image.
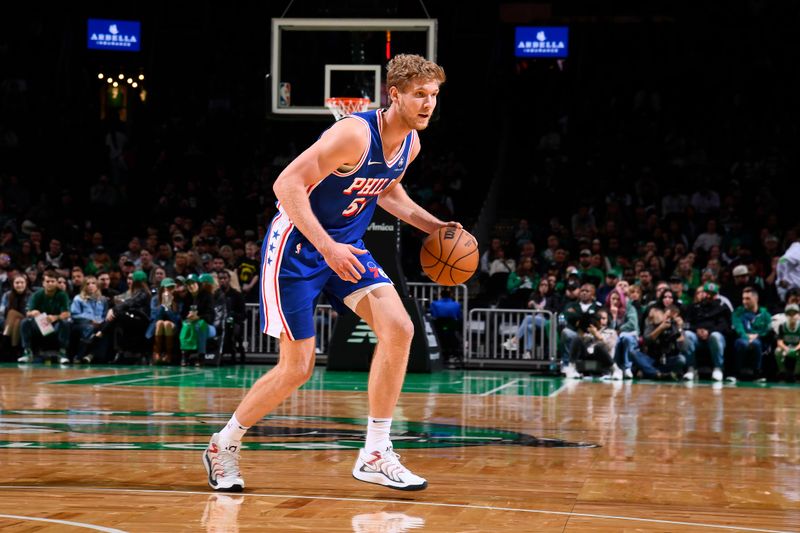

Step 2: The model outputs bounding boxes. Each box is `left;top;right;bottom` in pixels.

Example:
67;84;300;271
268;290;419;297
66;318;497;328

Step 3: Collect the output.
261;109;411;339
279;109;416;245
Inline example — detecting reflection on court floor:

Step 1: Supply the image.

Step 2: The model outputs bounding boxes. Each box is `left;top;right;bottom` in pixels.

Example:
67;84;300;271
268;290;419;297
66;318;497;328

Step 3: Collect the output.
0;364;798;532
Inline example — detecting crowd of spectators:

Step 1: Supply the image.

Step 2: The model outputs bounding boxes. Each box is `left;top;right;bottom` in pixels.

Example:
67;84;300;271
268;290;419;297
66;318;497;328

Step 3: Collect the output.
0;99;469;367
2;3;798;380
0;95;471;363
482;232;800;382
469;5;800;382
475;96;799;382
0;247;247;366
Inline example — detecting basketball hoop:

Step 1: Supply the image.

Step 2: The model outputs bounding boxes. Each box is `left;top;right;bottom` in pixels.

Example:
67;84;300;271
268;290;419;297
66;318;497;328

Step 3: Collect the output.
325;97;370;121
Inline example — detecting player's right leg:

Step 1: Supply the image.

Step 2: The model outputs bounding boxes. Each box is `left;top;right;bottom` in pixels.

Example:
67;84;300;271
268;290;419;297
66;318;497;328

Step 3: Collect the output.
204;214;324;492
203;334;315;492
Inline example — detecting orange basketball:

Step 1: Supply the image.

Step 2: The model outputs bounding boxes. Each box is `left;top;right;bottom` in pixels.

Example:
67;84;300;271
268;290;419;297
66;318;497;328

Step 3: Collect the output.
420;227;479;286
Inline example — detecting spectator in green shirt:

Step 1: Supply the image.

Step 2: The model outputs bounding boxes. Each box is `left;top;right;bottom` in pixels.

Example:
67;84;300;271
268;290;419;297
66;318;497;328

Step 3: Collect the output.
731;287;772;383
18;270;71;364
774;303;800;382
506;257;537;299
577;249;604;286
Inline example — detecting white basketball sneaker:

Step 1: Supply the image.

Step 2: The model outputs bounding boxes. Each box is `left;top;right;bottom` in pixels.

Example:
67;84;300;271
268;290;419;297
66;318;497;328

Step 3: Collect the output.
502;337;518;351
352;446;427;491
562;363;582;379
203;433;245;492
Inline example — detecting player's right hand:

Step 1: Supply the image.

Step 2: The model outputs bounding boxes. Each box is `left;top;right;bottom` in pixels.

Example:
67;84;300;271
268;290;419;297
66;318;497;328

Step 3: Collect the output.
322;242;367;283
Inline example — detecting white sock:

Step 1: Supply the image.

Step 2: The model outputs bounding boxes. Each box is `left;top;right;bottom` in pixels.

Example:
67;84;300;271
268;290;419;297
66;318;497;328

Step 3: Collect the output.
219;413;249;444
365;417;392;452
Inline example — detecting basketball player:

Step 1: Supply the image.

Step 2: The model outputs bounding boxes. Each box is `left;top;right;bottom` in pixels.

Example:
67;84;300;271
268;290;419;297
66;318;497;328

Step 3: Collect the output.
204;54;459;492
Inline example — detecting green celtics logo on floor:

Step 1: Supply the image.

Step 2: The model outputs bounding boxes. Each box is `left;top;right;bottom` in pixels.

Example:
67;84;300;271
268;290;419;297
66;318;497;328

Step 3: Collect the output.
0;409;598;450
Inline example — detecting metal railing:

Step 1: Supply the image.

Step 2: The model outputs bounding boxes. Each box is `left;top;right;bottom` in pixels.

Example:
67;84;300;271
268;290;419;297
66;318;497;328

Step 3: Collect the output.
243;287;561;371
243;292;560;371
407;282;469;351
243;303;335;355
466;308;557;369
242;283;468;358
407;282;469;315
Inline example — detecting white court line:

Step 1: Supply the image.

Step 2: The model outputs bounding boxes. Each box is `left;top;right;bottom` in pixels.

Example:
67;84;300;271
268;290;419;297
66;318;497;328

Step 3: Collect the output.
0;485;791;533
40;370;154;385
547;381;572;397
0;513;128;532
96;371;205;387
479;379;520;396
463;375;529;381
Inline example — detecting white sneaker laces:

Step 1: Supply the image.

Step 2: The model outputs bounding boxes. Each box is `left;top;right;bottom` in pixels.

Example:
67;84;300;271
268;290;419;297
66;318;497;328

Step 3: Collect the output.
216;447;241;478
370;448;407;478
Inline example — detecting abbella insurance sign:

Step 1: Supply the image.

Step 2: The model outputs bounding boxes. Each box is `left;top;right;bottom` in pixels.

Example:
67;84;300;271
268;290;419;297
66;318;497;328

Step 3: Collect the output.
88;19;141;51
515;27;568;58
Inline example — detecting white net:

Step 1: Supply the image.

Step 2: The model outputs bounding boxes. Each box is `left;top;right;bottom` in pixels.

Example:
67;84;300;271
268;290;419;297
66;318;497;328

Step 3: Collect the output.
325;97;370;120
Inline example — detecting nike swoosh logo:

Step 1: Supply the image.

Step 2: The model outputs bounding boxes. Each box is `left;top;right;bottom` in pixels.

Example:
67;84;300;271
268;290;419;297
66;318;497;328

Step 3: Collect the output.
367;160;381;165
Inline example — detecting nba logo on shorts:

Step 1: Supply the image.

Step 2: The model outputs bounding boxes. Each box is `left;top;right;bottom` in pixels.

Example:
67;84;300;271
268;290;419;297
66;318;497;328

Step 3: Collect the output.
366;261;387;279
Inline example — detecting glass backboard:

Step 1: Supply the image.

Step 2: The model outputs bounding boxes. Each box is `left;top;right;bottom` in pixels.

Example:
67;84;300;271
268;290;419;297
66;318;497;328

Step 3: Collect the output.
270;18;437;117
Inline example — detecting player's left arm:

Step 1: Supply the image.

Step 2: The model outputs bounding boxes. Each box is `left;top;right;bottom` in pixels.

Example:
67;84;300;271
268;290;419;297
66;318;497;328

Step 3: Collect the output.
377;137;461;234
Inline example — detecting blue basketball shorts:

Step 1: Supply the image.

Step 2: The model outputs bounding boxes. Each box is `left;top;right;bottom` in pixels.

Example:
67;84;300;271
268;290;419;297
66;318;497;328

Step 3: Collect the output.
259;212;393;340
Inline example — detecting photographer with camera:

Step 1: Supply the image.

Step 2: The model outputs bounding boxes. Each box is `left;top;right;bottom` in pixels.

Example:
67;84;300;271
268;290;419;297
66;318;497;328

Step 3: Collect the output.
634;290;689;379
570;307;619;379
94;270;151;363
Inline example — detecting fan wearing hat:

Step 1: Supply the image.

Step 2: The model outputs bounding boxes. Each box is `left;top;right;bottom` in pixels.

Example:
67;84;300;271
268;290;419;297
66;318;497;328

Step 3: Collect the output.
560;267;582;297
684;282;731;382
667;275;692;307
198;272;217;287
20;219;38;235
597;269;620;304
770;287;800;338
117;257;137;293
148;278;182;365
577;249;604;286
721;264;751;309
774;304;800;381
178;272;217;366
93;270;151;362
172;275;189;308
171;232;186;252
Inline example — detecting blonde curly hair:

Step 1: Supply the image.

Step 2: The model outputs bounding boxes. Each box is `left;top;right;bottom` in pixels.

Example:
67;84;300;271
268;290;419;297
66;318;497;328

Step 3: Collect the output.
386;54;445;94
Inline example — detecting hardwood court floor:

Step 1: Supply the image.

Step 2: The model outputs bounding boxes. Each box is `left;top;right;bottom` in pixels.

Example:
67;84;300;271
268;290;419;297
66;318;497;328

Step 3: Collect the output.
0;363;798;532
